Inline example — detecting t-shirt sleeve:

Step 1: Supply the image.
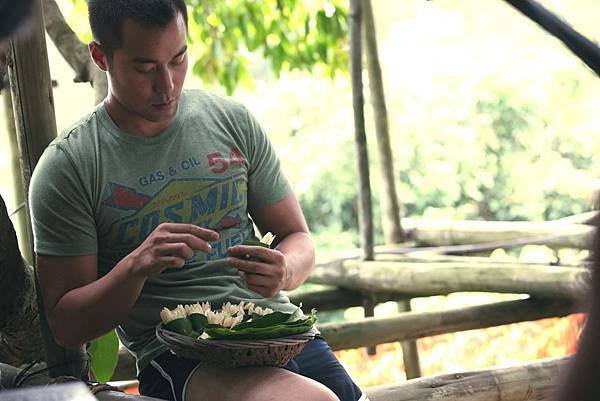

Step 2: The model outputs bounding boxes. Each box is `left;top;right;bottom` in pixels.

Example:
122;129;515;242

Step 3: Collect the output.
29;144;98;256
243;108;291;211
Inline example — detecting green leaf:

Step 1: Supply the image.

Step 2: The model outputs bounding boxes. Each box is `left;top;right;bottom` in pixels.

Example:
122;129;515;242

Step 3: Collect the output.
88;330;119;384
242;239;270;248
204;309;317;340
233;311;291;330
188;313;208;332
205;316;315;340
165;317;194;336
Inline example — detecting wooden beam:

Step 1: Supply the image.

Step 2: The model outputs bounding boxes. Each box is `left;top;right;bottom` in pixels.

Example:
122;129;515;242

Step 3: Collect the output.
366;356;570;401
319;297;580;351
402;218;594;250
308;259;589;300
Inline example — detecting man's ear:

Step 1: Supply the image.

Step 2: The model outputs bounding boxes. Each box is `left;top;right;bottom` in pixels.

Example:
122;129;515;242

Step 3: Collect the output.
89;41;108;71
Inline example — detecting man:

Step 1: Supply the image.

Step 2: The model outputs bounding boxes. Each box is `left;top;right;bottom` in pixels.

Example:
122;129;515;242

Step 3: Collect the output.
29;1;367;401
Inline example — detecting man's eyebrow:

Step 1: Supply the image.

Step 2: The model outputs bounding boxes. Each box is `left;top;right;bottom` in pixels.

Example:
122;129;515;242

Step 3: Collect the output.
132;46;188;64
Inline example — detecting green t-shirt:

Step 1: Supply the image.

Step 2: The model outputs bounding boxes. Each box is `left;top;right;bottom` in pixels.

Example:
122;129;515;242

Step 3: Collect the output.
30;89;297;372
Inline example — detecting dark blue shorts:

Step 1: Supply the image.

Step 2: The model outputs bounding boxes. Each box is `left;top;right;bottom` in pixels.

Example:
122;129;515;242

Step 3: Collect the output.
138;336;366;401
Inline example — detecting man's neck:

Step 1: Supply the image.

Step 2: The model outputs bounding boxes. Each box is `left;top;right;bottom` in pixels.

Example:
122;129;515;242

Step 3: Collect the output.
104;95;174;138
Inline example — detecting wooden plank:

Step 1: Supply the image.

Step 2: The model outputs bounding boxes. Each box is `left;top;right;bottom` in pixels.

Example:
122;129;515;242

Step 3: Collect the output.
319;297;580;351
366;356;569;401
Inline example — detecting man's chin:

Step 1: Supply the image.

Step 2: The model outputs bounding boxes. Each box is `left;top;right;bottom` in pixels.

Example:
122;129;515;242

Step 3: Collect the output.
148;101;178;121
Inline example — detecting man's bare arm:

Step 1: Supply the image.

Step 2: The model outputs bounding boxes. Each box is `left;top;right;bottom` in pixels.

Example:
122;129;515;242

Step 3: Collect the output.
227;192;315;296
38;223;219;348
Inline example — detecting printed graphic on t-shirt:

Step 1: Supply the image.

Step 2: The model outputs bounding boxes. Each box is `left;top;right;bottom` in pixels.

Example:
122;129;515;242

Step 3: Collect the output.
102;171;248;262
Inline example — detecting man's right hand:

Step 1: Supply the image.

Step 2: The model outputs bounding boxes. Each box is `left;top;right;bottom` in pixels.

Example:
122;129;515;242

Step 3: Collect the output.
126;223;220;278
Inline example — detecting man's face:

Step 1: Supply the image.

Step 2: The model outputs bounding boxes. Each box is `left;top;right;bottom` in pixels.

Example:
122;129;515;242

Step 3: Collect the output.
103;12;188;135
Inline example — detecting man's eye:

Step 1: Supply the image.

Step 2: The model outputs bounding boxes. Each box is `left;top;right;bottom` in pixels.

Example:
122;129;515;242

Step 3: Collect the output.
171;54;186;65
135;68;154;74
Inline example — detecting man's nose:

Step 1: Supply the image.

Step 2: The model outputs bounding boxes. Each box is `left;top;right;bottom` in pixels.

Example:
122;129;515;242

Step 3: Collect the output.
155;67;174;94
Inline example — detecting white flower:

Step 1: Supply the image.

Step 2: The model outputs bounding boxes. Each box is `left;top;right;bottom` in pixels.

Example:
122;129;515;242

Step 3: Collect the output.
253;306;273;316
200;302;211;314
185;302;209;316
222;301;240;316
261;232;276;246
223;314;244;328
206;310;225;325
244;302;256;315
160;305;187;324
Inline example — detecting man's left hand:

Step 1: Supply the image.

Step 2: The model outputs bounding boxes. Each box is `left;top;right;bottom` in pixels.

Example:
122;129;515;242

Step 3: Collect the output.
226;245;291;297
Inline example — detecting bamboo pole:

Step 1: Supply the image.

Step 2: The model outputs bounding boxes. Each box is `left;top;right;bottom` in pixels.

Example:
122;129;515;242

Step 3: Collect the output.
308;259;589;300
366;356;570;401
403;218;594;250
362;0;403;243
7;0;87;380
361;0;421;376
2;90;32;265
349;0;374;262
349;0;377;355
319;297;580;351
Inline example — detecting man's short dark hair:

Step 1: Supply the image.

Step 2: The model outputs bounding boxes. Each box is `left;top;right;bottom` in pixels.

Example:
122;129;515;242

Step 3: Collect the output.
88;0;188;56
0;0;34;39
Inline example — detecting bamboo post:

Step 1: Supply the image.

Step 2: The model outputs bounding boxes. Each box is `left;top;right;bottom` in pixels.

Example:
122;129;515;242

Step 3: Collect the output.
7;0;87;380
349;0;377;355
2;90;32;265
362;0;404;243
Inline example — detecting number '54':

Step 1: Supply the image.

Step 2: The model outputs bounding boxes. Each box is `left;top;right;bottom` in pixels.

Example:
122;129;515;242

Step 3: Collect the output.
207;148;246;173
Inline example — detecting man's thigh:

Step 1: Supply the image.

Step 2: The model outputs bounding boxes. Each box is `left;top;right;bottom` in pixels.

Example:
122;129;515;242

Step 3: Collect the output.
139;338;366;401
138;351;339;401
283;336;365;401
186;365;339;401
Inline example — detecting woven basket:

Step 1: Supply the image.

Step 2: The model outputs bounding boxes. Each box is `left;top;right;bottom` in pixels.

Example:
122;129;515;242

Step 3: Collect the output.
156;325;318;368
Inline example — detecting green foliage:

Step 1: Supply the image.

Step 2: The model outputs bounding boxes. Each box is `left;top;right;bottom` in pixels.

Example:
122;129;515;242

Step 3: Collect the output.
297;140;360;245
187;0;348;94
87;330;119;383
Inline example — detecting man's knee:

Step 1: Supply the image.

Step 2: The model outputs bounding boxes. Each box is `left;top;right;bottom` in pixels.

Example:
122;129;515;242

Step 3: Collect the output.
305;384;340;401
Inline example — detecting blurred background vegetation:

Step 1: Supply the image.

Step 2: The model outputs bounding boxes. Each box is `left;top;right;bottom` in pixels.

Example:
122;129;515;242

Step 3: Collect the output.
1;0;598;253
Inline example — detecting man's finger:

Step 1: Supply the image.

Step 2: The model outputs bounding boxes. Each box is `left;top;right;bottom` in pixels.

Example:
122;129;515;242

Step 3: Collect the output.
227;245;273;261
239;271;272;287
163;233;212;253
227;257;268;274
160;223;220;241
157;242;195;260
